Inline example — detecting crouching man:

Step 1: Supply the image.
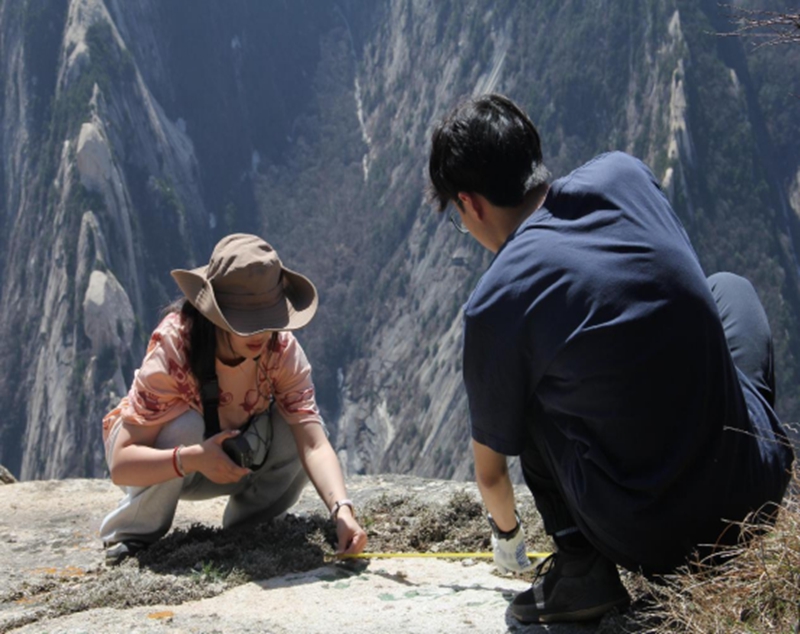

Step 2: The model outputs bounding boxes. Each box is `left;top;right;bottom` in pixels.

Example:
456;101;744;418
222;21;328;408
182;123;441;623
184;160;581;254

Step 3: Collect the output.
427;93;794;624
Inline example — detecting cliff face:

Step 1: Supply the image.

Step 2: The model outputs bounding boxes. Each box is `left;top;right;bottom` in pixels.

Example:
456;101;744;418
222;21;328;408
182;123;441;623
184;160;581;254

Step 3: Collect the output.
329;0;800;480
0;0;210;478
0;0;798;481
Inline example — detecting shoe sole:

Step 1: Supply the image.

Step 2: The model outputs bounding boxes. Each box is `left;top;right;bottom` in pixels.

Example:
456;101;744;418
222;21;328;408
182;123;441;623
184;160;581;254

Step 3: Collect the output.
105;555;126;566
512;597;630;624
105;541;148;567
105;551;129;567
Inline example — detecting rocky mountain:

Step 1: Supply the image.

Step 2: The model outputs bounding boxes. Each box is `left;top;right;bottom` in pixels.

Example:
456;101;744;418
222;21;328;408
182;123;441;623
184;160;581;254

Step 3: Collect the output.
1;0;798;481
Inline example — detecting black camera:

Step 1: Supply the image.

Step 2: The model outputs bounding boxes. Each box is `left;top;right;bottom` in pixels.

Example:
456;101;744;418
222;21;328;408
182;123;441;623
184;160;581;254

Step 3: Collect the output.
222;434;254;469
220;412;272;470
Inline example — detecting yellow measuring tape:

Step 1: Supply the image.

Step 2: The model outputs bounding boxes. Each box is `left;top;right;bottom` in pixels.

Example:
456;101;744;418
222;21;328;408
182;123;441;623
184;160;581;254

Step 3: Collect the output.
330;551;552;561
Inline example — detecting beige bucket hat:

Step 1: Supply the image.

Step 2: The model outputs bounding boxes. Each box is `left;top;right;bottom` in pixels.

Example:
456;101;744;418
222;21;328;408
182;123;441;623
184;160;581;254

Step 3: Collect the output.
171;233;318;335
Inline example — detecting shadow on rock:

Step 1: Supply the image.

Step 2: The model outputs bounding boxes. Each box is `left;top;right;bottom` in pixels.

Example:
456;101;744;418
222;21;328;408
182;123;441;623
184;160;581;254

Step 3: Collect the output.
136;513;337;581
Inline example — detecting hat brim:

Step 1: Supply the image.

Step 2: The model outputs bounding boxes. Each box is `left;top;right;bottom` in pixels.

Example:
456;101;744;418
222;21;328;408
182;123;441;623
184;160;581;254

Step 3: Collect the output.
171;265;318;335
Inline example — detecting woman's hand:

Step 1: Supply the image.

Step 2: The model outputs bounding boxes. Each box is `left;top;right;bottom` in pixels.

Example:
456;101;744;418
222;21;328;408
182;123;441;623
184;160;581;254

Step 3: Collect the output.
334;506;368;555
286;416;366;554
182;430;251;484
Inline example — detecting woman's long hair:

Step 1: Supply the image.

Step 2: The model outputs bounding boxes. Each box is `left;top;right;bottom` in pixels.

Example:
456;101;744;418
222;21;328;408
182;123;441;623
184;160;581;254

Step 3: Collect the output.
162;298;217;385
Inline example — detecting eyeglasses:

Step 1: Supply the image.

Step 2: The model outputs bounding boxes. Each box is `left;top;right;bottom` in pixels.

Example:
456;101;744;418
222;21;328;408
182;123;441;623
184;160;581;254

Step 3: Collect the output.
449;205;469;234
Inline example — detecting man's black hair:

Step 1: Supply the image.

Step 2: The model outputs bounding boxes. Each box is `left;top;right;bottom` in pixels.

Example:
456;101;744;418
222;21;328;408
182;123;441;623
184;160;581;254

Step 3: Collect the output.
428;93;550;212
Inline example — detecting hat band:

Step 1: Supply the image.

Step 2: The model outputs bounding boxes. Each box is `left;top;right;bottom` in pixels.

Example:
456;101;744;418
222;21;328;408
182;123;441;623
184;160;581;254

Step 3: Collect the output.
215;289;284;310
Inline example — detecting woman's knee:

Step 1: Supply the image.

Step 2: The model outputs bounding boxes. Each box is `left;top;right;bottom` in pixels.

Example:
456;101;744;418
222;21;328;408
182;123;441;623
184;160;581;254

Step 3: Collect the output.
266;409;302;464
153;410;206;449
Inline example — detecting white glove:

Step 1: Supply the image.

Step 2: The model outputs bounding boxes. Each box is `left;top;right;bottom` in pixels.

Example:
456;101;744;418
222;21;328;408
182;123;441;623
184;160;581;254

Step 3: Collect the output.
488;512;533;573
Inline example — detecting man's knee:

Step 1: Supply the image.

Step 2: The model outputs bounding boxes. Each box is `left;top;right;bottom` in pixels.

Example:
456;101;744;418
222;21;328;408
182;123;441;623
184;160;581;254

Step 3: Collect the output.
708;271;770;340
708;271;775;403
708;271;758;304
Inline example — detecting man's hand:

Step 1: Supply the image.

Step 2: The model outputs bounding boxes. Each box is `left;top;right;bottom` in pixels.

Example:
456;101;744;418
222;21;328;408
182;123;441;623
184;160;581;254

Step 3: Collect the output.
473;441;530;572
489;512;533;573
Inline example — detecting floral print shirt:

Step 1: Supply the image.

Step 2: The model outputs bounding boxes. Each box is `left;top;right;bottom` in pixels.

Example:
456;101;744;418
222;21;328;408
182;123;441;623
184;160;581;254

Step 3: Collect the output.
102;312;321;442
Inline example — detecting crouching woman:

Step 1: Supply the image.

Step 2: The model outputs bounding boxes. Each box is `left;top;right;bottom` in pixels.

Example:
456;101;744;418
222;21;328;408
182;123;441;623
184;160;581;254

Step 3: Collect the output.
100;233;367;564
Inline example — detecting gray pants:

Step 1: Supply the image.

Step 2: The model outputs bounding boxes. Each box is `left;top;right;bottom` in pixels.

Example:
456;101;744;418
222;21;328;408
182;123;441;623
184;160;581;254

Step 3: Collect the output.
100;408;308;545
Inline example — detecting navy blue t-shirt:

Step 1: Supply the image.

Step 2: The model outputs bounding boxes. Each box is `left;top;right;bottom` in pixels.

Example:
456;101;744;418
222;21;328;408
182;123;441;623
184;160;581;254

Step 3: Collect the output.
463;152;792;570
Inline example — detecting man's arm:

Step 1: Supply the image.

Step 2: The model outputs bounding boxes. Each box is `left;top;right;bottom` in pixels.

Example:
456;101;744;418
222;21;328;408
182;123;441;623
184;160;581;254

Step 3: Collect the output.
472;439;518;532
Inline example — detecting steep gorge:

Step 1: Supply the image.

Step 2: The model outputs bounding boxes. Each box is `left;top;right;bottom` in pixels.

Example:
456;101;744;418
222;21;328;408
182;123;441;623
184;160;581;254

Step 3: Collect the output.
0;0;798;481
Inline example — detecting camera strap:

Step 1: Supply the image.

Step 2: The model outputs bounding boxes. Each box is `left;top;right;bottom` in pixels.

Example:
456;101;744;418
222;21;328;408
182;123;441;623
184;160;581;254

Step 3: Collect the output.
200;332;278;440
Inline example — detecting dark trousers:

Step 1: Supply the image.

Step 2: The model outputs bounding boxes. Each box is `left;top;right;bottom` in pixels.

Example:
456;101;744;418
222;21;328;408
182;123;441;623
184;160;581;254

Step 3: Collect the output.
520;272;777;552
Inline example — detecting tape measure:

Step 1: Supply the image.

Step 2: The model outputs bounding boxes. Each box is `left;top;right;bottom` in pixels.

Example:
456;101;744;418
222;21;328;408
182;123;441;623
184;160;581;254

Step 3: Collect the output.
328;551;552;561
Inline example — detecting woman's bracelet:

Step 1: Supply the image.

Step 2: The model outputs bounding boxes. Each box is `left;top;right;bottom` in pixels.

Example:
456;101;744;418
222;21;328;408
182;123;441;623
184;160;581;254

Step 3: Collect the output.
330;499;354;521
172;445;186;478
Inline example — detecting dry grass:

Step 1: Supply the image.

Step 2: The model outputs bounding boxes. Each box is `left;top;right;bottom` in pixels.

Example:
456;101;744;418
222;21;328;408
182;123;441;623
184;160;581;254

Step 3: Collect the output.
629;483;800;634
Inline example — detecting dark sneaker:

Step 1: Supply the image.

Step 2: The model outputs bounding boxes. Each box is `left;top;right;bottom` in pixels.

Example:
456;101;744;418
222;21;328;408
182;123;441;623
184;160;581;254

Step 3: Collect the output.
104;539;149;566
510;549;630;623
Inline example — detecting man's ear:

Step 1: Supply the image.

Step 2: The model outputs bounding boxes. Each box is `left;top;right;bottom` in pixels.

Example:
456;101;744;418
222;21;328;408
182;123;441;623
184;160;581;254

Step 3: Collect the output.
457;192;484;220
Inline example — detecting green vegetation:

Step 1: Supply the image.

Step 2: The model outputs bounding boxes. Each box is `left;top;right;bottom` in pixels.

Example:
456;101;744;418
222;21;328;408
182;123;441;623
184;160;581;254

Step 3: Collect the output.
41;19;135;190
676;0;800;419
149;177;188;239
20;0;68;140
94;345;117;383
253;25;378;414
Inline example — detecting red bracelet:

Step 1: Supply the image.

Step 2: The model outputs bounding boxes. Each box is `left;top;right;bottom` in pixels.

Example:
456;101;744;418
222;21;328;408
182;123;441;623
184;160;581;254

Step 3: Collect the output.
172;445;185;478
